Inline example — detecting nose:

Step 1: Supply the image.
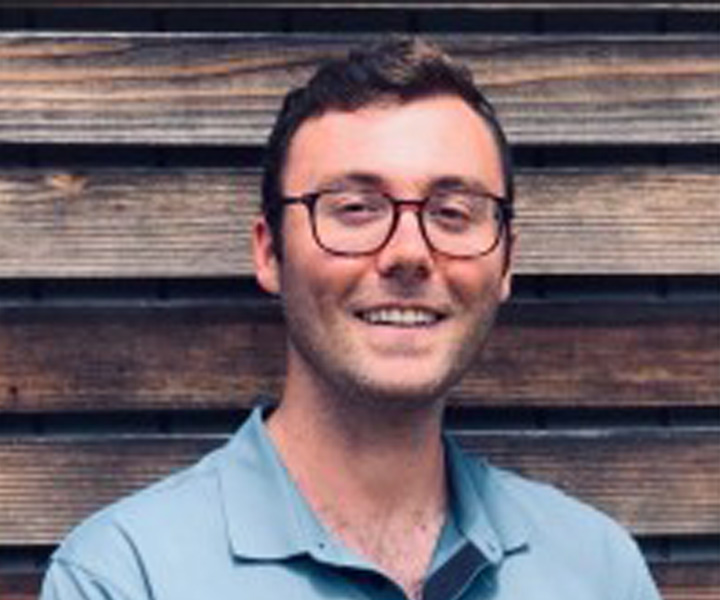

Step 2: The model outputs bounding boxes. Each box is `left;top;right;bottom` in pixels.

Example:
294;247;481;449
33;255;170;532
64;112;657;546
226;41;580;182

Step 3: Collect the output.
375;205;433;283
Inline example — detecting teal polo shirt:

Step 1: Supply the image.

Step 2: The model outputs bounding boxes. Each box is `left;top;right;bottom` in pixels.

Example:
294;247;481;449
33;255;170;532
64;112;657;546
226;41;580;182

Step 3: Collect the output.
42;407;661;600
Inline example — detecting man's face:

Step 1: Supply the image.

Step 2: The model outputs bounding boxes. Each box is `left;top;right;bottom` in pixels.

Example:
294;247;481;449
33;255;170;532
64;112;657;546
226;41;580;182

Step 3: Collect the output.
254;94;513;407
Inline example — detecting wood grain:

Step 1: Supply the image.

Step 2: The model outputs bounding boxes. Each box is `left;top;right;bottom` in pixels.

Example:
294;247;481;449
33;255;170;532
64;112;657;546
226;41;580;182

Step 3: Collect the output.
0;34;717;145
1;572;42;600
0;304;717;412
0;428;716;544
514;168;720;275
0;167;717;277
1;2;715;8
652;562;720;600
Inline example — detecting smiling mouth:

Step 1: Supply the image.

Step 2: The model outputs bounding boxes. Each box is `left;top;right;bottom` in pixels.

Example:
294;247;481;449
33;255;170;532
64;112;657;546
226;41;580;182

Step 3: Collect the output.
356;307;445;328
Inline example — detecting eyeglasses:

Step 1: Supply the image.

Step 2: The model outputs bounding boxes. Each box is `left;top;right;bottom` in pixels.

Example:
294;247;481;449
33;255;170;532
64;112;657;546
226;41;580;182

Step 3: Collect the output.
281;187;513;258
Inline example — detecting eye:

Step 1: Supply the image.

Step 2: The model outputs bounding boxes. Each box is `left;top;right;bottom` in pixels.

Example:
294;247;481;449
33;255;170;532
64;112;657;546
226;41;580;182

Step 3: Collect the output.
427;194;480;232
320;191;388;225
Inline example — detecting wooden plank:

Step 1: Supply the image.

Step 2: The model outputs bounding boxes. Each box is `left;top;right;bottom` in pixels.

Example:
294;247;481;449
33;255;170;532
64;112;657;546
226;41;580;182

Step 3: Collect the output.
0;304;717;412
652;562;720;600
0;428;716;544
1;561;718;600
0;168;250;279
1;2;714;9
514;168;720;275
0;167;717;277
0;572;40;600
0;34;717;145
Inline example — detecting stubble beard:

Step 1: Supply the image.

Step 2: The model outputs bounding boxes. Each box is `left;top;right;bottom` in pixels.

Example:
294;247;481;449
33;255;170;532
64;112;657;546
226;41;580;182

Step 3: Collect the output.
281;290;502;425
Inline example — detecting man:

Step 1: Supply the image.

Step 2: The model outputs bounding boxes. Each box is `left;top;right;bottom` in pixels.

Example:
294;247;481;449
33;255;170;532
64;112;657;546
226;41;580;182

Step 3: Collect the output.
42;37;661;600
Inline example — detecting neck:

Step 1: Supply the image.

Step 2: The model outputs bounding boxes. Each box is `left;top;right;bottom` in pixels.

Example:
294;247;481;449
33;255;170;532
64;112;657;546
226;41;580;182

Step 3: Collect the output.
267;377;447;515
266;358;449;598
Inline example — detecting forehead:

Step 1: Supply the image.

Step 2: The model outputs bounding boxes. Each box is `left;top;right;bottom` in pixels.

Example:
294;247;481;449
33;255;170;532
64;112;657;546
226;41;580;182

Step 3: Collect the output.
283;95;504;195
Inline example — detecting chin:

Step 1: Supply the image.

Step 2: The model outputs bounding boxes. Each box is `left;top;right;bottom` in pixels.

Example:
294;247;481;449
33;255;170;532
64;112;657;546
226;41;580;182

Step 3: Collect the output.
342;368;457;410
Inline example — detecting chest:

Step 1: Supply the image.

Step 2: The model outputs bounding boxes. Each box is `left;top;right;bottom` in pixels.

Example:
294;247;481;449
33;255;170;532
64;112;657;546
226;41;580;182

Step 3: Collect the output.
322;513;444;599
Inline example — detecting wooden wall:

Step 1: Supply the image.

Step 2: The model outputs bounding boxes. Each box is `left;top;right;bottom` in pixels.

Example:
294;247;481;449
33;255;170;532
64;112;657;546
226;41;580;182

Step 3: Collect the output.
0;2;718;598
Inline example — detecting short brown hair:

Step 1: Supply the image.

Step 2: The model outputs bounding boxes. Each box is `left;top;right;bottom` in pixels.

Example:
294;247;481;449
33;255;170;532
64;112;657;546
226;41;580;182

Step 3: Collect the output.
261;36;514;258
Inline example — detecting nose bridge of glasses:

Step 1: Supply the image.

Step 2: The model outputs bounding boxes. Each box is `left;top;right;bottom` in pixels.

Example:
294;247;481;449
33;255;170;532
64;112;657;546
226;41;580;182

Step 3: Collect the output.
393;197;426;211
389;197;430;225
382;197;433;252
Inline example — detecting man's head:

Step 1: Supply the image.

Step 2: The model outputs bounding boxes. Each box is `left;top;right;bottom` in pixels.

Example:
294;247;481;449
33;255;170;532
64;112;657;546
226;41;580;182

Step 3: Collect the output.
261;37;514;261
253;37;515;409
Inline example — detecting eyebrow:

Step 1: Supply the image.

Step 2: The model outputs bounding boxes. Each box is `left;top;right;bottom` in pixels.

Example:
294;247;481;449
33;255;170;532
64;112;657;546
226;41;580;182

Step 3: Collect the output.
317;172;497;196
427;176;497;197
316;172;385;190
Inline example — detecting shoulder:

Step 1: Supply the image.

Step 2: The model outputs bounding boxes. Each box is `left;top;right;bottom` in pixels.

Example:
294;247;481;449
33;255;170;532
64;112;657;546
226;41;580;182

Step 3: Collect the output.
489;462;623;535
466;457;660;598
46;440;228;597
454;441;632;544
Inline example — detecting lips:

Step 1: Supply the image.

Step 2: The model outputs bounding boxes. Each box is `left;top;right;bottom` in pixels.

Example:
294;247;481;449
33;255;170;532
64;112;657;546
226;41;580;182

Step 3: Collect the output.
356;307;445;327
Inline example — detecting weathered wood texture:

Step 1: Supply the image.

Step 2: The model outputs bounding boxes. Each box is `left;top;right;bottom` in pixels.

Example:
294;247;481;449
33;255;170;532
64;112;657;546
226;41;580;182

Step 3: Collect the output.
0;428;716;545
0;6;717;595
0;34;718;145
0;167;717;277
3;561;718;600
0;305;716;412
652;562;720;600
0;2;716;10
0;573;39;600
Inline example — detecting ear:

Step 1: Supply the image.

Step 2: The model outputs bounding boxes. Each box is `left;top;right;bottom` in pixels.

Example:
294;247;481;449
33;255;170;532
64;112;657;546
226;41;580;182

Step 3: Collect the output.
252;216;281;295
499;230;516;302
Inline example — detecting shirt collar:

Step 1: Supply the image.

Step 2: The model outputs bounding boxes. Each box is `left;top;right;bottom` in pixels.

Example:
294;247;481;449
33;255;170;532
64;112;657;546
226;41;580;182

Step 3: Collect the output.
444;434;529;563
217;406;328;560
217;407;529;565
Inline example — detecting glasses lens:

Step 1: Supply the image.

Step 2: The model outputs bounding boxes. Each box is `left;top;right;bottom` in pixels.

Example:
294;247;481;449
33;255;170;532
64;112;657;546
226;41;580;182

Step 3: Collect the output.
310;189;504;257
423;192;501;257
314;190;392;254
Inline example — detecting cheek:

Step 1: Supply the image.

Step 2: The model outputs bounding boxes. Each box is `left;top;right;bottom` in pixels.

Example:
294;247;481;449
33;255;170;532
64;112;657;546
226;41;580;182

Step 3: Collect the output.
280;244;366;316
442;259;506;308
309;261;367;310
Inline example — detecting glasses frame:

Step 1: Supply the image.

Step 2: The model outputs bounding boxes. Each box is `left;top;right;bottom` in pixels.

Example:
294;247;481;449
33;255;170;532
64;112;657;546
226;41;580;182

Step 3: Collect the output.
281;189;514;259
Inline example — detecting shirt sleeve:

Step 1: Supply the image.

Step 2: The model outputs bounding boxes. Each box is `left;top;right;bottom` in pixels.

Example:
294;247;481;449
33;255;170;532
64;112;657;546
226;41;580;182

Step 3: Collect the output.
40;558;140;600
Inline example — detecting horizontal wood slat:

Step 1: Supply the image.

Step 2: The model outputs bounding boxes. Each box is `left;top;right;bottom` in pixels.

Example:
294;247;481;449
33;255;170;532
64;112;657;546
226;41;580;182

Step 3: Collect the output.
0;428;716;544
1;573;39;600
2;561;718;600
515;168;720;275
0;167;717;277
652;562;720;600
0;306;717;412
0;34;717;145
1;2;715;8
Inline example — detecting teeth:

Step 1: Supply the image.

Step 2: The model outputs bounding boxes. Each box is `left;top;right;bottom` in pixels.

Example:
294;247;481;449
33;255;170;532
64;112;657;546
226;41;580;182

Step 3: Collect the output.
361;308;440;326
